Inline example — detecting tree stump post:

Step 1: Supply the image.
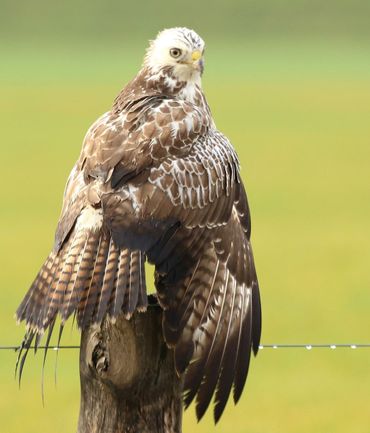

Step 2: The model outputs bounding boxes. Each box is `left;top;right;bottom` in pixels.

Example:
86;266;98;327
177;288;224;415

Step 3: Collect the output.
77;297;183;433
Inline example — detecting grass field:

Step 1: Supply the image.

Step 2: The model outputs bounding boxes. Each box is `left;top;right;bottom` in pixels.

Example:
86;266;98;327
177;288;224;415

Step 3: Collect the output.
0;40;370;432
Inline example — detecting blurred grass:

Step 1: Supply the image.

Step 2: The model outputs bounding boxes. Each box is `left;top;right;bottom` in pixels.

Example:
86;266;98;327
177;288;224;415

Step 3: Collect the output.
2;0;370;44
1;32;370;433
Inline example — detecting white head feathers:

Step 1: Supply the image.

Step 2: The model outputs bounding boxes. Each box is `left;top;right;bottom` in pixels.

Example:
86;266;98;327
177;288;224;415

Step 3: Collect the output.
144;27;205;82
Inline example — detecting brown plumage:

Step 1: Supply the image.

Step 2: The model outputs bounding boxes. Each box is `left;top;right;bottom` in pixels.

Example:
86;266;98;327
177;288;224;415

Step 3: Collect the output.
16;27;261;422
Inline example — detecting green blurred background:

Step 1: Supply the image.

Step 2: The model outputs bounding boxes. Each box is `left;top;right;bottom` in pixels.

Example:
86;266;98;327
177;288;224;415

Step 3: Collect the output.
1;0;369;432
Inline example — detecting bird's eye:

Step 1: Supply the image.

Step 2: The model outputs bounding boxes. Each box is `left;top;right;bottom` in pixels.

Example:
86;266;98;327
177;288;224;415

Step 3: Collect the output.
169;48;182;58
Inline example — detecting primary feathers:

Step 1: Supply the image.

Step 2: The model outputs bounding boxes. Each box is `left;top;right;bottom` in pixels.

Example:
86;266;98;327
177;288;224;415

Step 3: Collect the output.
16;27;261;422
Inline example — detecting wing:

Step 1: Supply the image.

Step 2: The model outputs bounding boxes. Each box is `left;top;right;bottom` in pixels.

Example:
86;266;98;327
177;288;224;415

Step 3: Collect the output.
141;131;261;422
181;193;261;423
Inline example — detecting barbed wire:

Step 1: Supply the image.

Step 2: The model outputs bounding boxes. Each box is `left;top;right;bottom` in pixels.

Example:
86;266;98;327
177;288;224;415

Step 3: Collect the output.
0;345;79;351
1;343;370;351
259;343;370;349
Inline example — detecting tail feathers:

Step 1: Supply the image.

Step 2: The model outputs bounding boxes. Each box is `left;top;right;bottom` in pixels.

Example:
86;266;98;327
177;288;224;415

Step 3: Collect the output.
106;248;147;319
16;227;147;351
77;233;111;328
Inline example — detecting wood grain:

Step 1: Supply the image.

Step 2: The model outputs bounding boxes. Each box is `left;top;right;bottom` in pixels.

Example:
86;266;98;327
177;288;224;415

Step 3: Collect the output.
77;296;183;433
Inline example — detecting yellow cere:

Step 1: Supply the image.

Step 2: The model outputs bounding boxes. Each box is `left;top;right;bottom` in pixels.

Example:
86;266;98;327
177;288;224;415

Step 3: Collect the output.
191;50;202;61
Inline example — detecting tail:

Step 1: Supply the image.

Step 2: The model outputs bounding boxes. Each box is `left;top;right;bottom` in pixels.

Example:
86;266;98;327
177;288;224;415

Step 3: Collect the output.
15;220;147;379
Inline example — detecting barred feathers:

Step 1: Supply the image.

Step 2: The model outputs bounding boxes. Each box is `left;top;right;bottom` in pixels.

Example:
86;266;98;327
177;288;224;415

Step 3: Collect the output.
157;232;260;423
15;216;147;379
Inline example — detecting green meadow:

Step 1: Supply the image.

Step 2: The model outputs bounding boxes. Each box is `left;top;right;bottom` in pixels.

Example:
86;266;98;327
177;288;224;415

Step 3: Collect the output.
1;9;370;431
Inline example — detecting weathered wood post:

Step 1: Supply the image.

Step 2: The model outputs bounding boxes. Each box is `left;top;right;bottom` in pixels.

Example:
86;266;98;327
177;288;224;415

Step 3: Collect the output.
77;296;183;433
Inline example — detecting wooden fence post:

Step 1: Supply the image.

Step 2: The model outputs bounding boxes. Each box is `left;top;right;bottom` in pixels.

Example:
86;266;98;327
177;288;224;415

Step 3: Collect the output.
77;297;183;433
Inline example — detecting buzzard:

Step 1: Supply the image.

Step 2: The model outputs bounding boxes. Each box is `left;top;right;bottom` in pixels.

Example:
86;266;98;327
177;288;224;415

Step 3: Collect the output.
16;27;261;422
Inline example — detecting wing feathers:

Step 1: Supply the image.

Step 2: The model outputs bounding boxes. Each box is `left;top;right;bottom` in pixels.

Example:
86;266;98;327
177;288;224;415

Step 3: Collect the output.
161;225;260;422
76;231;103;326
251;267;262;356
60;235;89;322
78;233;110;328
233;294;253;403
16;224;148;361
137;252;148;310
213;278;241;422
108;248;128;317
183;259;221;408
194;268;231;420
94;238;120;322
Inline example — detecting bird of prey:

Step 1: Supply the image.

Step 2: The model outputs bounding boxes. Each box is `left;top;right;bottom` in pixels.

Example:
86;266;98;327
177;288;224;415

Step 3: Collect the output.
16;27;261;422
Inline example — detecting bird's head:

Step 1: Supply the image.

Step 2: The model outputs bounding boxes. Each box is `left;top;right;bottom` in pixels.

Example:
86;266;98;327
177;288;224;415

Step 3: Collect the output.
144;27;205;83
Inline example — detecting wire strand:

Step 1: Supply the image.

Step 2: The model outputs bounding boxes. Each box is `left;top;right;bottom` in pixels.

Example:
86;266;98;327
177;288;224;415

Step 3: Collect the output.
0;345;79;351
1;343;370;351
259;344;370;349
